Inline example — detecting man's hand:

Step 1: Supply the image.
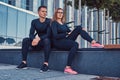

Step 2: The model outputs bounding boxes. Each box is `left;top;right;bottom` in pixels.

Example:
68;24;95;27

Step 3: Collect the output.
67;32;71;35
32;37;41;46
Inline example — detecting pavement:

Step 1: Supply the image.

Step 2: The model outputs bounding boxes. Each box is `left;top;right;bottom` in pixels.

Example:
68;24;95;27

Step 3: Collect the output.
0;63;98;80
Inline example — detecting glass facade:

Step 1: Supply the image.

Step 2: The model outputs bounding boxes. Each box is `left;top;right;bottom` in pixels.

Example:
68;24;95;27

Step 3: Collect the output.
0;0;120;48
0;2;38;46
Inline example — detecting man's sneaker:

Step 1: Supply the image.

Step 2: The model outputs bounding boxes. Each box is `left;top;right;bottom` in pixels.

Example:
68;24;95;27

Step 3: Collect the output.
91;42;104;48
64;68;78;75
16;62;27;69
40;64;49;72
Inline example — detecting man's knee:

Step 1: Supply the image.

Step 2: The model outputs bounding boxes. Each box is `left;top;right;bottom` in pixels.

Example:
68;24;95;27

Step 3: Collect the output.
43;38;50;45
22;38;30;44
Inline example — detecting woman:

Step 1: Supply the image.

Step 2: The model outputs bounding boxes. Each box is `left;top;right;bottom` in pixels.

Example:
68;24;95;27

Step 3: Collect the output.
51;8;103;75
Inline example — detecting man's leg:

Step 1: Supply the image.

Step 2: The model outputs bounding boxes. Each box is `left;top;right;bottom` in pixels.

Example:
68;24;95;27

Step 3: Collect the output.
16;38;31;69
40;38;51;72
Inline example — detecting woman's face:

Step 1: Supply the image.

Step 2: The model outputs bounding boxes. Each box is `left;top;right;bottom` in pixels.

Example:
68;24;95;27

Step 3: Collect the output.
56;9;63;20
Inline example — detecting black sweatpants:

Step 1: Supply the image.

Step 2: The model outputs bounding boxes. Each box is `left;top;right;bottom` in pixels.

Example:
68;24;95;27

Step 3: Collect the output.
22;37;51;62
53;26;93;66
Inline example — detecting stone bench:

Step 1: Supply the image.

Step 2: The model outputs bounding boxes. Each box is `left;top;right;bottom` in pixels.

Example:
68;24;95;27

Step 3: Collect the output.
0;48;120;77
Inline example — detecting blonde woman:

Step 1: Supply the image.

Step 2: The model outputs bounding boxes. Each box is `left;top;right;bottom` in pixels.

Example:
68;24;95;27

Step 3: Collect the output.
51;8;103;75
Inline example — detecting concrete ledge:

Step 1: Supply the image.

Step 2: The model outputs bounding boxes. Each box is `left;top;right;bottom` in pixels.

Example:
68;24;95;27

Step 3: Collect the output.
0;48;120;77
104;44;120;49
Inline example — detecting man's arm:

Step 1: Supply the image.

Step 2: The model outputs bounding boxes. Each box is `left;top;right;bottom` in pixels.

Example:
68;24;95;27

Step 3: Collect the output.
29;20;36;41
29;20;40;46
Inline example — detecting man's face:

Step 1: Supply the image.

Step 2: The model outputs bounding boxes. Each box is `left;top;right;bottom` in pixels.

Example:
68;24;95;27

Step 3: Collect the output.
38;8;47;18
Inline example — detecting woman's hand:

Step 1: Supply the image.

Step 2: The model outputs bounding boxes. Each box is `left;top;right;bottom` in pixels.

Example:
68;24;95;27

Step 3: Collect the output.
66;32;72;37
82;28;86;31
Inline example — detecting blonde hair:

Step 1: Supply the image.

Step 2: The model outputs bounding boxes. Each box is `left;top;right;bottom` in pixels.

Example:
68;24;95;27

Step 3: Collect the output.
52;8;65;23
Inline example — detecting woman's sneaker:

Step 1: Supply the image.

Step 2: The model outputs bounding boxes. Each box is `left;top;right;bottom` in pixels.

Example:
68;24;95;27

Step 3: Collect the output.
91;42;104;48
40;64;49;72
64;68;78;75
16;62;27;69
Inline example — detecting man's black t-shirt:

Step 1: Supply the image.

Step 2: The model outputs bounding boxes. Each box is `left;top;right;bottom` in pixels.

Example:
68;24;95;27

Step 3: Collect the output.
29;18;51;41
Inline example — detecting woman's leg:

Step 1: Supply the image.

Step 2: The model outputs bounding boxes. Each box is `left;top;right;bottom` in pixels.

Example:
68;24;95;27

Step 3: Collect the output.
67;26;104;47
54;40;78;66
54;39;78;74
66;42;78;66
67;25;93;43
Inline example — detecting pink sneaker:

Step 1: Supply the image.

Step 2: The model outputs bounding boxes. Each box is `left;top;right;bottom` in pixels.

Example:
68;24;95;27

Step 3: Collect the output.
64;68;78;75
91;43;104;48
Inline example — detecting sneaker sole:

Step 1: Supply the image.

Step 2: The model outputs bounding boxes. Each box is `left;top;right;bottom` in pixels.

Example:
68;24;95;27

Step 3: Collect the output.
40;69;50;73
64;72;78;75
91;46;103;48
16;67;28;70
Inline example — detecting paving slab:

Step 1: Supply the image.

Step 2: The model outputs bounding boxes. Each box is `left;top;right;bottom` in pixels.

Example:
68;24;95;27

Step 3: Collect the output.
0;63;98;80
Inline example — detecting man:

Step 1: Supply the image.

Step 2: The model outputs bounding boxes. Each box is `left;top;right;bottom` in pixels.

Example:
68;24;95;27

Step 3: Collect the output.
16;6;51;72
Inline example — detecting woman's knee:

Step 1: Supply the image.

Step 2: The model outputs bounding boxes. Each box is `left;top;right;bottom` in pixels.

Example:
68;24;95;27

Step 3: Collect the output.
69;41;79;49
74;42;79;49
75;25;82;30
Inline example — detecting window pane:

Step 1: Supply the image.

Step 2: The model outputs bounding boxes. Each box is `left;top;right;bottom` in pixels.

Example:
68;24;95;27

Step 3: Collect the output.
26;14;38;37
0;5;7;37
7;7;17;40
17;11;26;39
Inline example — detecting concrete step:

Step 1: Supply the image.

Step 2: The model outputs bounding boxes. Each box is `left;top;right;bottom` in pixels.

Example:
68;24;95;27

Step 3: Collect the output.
0;48;120;77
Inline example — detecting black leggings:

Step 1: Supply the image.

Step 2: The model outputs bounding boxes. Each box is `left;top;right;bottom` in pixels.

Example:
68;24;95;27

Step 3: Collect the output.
53;26;93;66
22;38;51;62
67;25;93;42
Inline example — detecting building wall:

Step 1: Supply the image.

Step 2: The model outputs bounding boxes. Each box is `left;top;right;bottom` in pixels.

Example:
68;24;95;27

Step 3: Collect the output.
0;1;38;46
0;0;120;47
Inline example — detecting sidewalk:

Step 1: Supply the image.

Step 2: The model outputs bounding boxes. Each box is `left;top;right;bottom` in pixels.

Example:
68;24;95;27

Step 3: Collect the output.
0;63;98;80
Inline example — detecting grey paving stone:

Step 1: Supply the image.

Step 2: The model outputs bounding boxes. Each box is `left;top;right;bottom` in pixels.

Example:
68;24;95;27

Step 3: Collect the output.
0;64;98;80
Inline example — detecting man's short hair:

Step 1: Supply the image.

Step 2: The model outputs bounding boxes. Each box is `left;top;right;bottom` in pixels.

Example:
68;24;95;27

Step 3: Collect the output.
38;6;47;12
